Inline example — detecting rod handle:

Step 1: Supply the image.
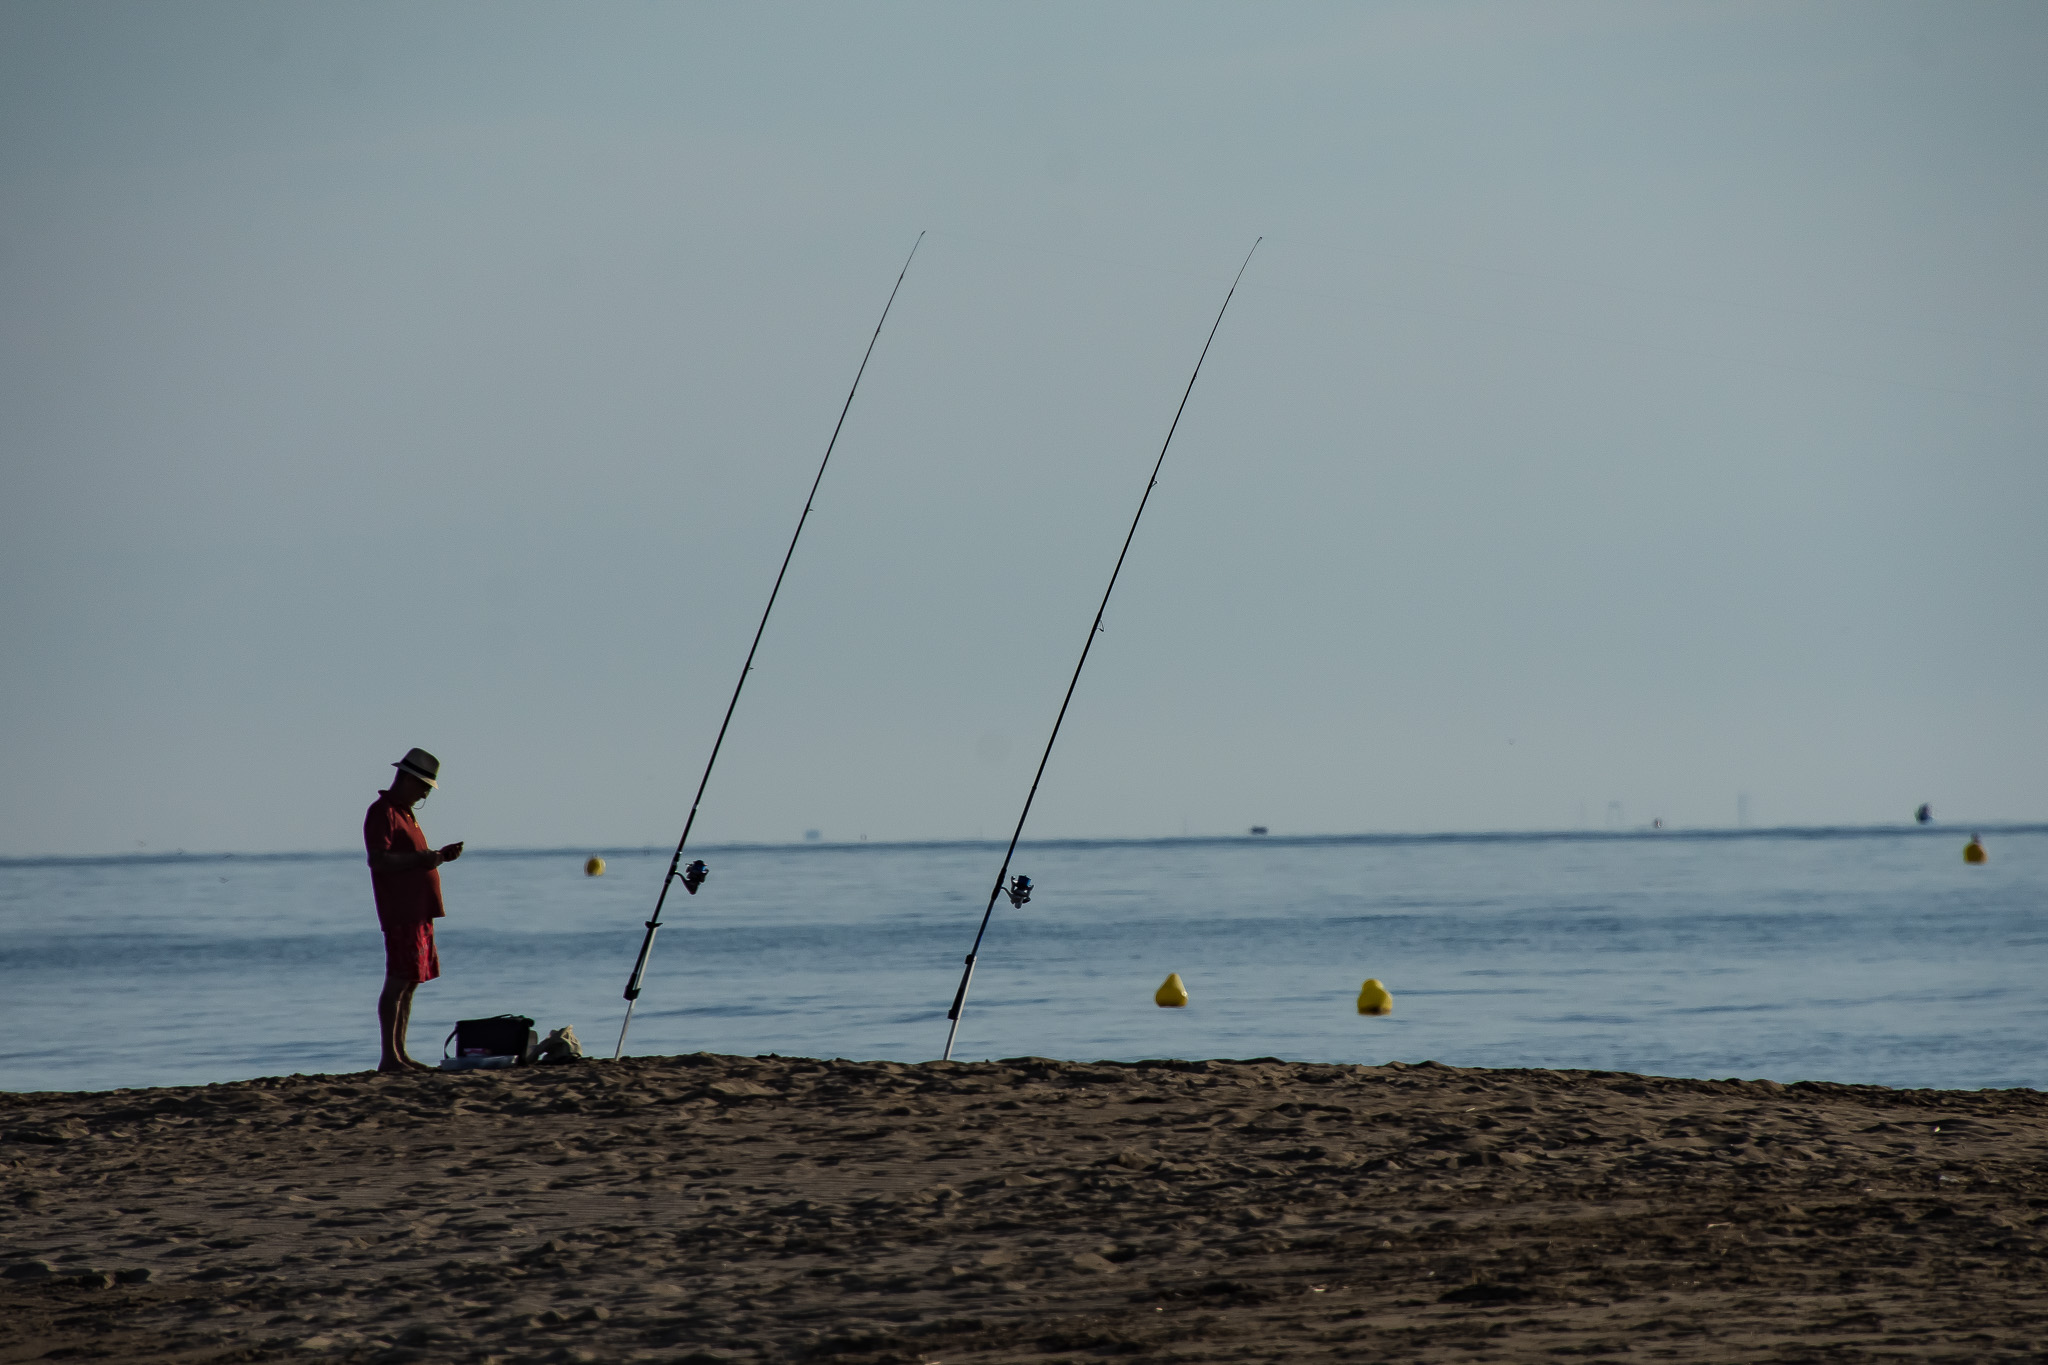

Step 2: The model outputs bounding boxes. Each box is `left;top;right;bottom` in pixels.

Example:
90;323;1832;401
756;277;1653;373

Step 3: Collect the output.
614;997;639;1060
946;954;977;1021
621;920;663;1001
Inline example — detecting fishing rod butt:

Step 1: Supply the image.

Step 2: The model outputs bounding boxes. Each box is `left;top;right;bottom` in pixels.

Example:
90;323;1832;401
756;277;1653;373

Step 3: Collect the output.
613;998;639;1061
943;957;978;1060
947;954;976;1018
622;919;662;1002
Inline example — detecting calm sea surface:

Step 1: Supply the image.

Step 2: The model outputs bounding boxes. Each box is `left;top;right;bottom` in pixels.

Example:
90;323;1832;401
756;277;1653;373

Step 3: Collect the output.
2;827;2043;1096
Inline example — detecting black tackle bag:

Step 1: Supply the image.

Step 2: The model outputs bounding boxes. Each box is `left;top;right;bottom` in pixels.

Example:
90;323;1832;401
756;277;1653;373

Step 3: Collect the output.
442;1014;537;1066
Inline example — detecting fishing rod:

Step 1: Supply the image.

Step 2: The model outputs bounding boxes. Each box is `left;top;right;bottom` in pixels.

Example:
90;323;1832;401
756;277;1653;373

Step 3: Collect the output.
616;233;925;1059
941;238;1260;1061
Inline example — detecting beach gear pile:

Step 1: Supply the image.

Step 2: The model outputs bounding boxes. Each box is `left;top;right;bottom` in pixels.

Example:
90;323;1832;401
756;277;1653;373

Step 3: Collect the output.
439;1016;585;1069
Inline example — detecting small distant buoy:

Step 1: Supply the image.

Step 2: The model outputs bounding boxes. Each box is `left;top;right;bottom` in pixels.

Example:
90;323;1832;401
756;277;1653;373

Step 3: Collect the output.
1357;978;1393;1015
584;856;605;877
1155;973;1189;1008
1964;837;1986;865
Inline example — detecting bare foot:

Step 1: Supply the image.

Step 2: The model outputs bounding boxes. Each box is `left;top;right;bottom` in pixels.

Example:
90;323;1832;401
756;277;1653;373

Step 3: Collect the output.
400;1056;437;1073
376;1060;410;1074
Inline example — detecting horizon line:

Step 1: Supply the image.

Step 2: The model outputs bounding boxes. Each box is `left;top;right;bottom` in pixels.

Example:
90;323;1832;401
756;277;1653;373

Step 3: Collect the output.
5;820;2043;868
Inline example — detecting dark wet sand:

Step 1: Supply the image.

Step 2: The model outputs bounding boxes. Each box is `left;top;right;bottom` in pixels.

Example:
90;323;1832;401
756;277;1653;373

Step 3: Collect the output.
4;1053;2047;1362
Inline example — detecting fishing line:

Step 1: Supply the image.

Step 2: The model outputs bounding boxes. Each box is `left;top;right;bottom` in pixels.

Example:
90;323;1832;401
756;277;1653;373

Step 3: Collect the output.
615;233;925;1060
941;238;1261;1062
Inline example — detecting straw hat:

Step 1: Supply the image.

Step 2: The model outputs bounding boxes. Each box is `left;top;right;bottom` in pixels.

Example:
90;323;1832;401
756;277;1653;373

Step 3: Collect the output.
393;748;440;788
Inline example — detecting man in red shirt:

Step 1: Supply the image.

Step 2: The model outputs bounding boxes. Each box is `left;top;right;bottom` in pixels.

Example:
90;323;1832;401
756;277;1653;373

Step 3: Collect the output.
365;747;464;1073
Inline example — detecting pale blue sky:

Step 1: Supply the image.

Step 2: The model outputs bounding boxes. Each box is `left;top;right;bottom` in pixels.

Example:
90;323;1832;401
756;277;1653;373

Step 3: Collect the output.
3;2;2043;855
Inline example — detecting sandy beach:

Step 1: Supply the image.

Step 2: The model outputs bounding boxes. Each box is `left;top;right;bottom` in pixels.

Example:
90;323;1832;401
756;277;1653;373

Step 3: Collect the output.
4;1053;2046;1363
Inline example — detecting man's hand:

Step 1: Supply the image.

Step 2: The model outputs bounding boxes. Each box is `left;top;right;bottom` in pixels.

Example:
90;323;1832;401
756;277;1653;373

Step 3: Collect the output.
368;845;460;873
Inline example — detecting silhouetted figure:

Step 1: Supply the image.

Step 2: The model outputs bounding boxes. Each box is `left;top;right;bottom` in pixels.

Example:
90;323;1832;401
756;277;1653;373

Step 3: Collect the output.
1916;803;1932;824
366;748;464;1072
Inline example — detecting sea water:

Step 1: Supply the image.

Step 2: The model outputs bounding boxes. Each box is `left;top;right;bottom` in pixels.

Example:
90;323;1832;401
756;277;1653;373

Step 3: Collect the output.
1;827;2043;1096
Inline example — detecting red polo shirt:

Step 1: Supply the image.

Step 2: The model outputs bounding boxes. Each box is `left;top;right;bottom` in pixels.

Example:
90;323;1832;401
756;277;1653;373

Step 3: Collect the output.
365;790;445;929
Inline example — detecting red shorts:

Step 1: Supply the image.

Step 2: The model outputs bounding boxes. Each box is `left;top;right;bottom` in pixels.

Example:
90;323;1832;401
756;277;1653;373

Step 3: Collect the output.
382;919;441;983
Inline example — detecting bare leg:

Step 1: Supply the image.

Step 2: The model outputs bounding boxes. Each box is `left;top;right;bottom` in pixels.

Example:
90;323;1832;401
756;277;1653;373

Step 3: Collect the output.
396;983;433;1070
377;974;420;1073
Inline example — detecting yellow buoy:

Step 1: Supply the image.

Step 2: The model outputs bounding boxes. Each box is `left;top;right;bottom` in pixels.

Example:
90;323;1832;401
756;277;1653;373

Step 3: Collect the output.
1963;837;1986;865
584;856;606;877
1155;973;1189;1008
1357;978;1393;1015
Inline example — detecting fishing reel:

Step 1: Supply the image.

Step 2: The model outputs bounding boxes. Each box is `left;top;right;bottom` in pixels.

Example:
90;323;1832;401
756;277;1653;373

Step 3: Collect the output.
1006;874;1033;908
679;859;709;895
